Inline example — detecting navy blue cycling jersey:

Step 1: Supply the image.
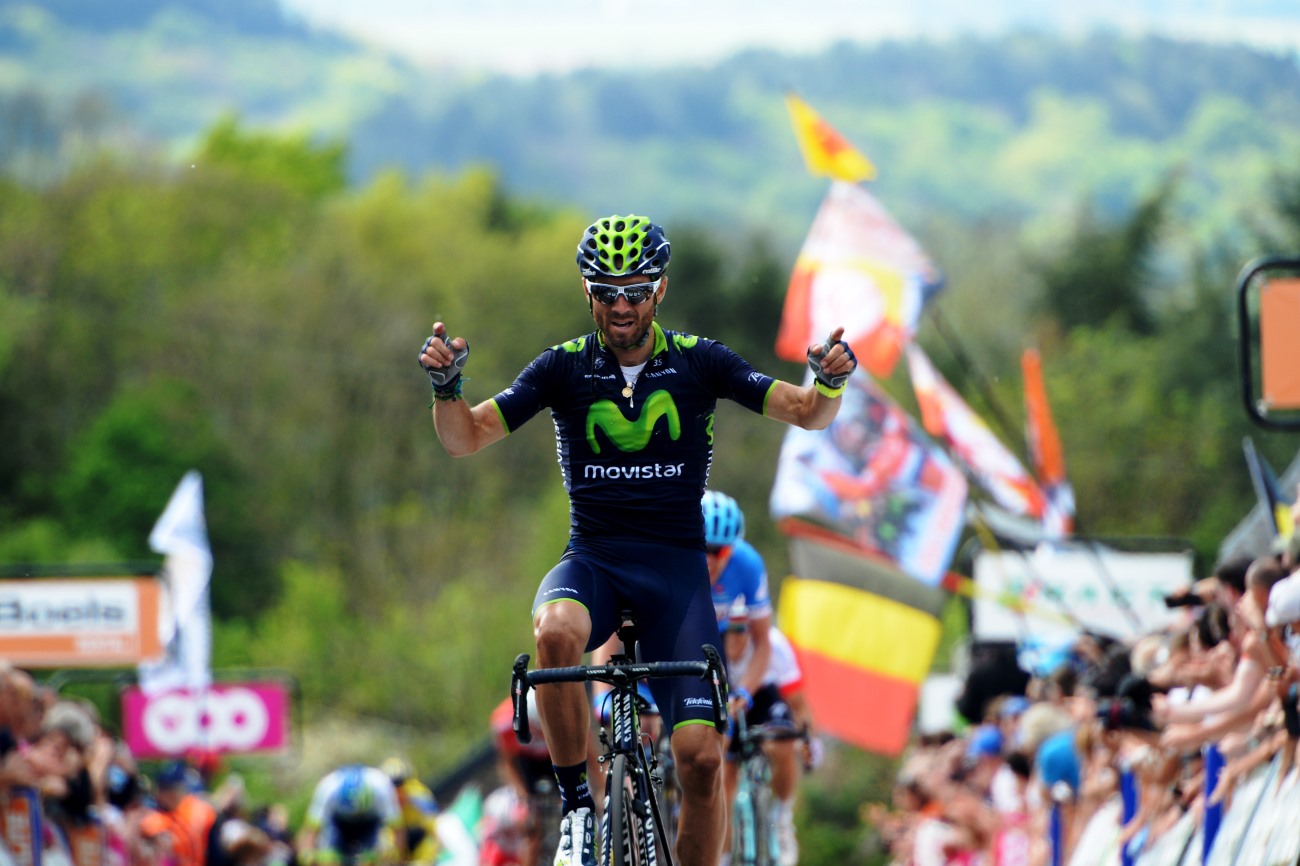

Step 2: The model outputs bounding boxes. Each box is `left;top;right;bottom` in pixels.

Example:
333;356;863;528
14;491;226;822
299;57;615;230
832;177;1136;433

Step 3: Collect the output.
492;323;777;547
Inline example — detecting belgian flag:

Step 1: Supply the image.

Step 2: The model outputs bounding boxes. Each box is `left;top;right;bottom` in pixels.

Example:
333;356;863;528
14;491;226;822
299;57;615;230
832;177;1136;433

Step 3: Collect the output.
776;518;949;755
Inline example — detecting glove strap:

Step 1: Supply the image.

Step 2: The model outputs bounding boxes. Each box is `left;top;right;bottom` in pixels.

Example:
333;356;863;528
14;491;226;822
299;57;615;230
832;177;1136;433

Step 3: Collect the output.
814;380;846;399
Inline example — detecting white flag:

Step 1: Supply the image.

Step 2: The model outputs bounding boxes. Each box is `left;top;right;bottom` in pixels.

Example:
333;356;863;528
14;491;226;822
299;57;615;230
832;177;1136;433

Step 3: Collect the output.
138;471;213;694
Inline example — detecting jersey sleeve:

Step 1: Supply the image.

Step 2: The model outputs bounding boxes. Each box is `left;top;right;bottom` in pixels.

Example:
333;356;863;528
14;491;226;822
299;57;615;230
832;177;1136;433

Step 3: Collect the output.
304;774;338;827
734;541;773;619
490;349;559;434
367;769;403;826
697;339;777;415
768;627;804;694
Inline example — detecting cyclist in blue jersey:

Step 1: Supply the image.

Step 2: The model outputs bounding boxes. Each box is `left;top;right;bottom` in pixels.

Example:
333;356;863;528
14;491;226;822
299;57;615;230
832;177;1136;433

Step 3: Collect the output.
702;491;773;702
419;214;857;866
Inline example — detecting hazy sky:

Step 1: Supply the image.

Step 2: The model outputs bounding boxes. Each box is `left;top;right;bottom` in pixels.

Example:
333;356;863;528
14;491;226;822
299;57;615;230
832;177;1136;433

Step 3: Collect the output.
279;0;1300;75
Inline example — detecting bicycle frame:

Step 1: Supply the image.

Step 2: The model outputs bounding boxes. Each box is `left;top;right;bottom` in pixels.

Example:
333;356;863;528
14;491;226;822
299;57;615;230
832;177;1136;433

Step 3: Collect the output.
729;713;808;866
511;613;728;866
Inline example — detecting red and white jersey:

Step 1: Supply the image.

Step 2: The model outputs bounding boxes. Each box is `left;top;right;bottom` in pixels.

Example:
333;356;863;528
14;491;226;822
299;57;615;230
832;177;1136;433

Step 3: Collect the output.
728;626;804;696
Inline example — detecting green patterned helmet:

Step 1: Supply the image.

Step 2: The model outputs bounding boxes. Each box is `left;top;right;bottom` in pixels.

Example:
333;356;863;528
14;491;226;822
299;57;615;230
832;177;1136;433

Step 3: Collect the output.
576;215;671;278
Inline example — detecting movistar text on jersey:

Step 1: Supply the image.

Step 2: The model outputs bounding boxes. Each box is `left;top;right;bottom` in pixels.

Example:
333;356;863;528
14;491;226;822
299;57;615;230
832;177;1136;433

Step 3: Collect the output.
583;463;687;479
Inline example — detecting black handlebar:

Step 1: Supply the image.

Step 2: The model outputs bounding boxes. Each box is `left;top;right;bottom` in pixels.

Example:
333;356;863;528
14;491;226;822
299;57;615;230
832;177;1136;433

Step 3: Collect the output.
511;653;532;744
511;644;730;741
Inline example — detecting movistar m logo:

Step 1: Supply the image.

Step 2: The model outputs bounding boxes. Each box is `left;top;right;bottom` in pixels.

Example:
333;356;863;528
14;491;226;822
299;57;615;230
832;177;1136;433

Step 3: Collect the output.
586;390;681;454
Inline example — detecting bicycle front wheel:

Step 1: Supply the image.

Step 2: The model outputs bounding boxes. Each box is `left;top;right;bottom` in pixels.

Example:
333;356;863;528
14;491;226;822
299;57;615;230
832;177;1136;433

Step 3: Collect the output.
605;754;634;866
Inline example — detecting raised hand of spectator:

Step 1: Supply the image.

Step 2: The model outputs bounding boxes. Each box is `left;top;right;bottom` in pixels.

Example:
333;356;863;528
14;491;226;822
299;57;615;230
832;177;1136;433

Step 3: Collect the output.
0;749;39;788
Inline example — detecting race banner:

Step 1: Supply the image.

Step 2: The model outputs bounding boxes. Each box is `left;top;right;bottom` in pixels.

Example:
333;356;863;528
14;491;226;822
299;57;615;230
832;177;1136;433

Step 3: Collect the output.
972;545;1193;645
906;344;1047;519
0;578;163;668
769;368;966;586
775;181;945;379
120;680;292;758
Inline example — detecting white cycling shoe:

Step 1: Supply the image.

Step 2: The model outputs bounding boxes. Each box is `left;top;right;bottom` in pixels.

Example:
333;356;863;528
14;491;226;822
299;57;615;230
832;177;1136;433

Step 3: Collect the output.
776;814;799;866
554;807;596;866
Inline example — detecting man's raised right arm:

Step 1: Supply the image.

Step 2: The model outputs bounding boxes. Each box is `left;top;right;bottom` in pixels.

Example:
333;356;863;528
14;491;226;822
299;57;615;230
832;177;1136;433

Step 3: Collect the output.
433;397;506;457
420;322;507;457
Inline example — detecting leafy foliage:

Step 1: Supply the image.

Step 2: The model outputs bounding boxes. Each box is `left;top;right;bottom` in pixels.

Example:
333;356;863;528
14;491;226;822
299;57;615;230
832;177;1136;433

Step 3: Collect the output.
3;23;1300;862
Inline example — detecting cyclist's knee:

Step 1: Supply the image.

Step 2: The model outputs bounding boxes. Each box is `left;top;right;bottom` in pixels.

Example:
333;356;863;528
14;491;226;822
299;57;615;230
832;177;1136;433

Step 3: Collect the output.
672;728;724;795
533;603;590;665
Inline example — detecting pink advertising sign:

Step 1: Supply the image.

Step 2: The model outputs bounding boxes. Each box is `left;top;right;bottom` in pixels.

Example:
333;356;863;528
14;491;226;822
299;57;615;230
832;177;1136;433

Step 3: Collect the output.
121;681;291;758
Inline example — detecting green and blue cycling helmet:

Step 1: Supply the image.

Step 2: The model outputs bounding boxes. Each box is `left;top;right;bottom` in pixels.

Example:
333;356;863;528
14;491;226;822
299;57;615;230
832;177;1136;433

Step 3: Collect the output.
576;214;671;278
702;490;745;548
335;765;377;818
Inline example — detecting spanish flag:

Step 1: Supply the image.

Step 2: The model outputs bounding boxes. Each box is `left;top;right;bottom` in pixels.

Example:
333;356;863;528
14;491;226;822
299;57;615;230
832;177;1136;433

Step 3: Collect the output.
784;93;877;183
776;519;946;755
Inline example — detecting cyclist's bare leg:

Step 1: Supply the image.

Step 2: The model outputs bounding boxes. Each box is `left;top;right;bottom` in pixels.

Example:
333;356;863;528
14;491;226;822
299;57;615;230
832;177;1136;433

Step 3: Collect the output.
533;600;593;768
671;722;726;866
764;740;798;802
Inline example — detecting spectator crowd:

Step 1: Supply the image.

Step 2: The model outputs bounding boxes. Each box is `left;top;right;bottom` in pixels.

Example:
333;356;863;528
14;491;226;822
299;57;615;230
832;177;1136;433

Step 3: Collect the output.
0;661;297;866
863;543;1300;866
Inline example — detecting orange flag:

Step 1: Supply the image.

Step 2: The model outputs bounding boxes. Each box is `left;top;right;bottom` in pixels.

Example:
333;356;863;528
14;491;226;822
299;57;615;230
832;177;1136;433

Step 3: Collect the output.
784;93;877;183
1021;348;1075;537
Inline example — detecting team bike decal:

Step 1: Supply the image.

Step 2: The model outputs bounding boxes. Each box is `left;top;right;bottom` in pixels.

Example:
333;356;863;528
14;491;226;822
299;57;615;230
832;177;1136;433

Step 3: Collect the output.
586;390;681;454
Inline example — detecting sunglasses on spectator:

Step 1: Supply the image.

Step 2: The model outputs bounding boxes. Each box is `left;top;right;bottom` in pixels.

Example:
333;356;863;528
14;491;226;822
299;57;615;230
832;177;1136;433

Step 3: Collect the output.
585;278;662;306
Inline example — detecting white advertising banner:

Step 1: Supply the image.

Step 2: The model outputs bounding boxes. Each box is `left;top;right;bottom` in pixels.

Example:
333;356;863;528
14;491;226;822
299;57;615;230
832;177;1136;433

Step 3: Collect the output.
0;578;164;667
972;545;1194;644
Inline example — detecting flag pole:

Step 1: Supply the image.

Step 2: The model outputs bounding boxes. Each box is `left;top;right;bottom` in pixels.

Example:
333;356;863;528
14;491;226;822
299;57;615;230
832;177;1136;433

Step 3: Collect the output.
925;306;1026;462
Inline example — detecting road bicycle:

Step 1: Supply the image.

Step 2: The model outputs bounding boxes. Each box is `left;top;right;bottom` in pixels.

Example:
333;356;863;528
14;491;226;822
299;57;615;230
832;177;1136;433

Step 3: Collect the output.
729;712;808;866
511;612;728;866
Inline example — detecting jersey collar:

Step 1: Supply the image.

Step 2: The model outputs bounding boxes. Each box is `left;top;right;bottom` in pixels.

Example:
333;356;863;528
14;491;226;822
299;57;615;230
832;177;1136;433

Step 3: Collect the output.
594;322;668;357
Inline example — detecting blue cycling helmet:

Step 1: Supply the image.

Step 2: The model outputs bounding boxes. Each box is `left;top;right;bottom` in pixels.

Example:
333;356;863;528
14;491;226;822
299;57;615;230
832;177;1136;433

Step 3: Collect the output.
334;766;377;818
702;490;745;547
576;215;671;278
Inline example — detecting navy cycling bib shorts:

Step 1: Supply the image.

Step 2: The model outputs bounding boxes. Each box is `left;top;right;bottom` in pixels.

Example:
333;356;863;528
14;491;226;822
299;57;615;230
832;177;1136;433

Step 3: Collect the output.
533;536;720;732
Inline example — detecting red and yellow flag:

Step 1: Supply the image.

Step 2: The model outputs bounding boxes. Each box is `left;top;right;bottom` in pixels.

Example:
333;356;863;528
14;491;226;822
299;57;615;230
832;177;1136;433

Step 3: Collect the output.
775;183;944;377
785;93;877;183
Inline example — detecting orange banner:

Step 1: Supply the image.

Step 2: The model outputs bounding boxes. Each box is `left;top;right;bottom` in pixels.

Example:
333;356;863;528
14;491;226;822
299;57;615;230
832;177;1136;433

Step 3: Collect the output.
0;578;163;667
1261;277;1300;410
